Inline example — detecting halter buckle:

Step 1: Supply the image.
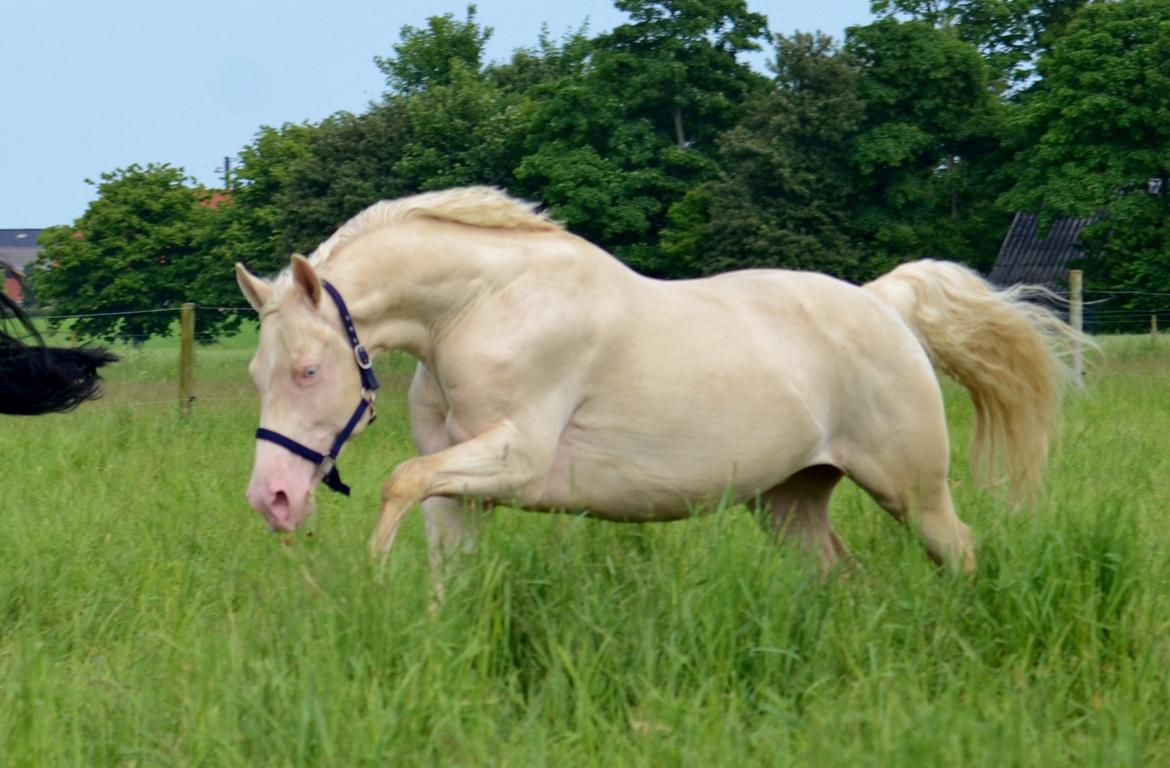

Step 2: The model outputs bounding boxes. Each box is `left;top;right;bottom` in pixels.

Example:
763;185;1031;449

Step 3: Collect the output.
355;344;372;370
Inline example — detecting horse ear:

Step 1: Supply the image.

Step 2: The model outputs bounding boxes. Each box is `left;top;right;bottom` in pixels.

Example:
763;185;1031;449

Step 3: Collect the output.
235;263;273;312
290;254;322;308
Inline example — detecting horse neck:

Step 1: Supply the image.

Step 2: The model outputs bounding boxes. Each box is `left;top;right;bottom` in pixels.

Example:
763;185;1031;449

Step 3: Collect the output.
319;226;504;362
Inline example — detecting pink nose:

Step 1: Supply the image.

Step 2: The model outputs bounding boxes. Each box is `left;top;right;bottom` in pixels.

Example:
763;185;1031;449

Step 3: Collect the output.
246;483;296;532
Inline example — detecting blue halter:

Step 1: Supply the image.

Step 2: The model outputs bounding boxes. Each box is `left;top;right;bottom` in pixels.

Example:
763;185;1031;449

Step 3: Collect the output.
254;281;379;496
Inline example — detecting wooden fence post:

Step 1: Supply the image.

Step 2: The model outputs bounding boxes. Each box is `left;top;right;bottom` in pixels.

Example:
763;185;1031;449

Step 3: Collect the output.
179;302;195;416
1069;270;1083;380
1153;314;1159;347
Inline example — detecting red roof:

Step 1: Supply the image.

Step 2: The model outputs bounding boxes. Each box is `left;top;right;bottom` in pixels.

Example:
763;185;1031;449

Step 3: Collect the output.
202;191;232;210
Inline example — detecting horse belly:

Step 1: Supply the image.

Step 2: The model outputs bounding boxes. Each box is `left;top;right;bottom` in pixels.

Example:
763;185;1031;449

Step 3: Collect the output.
537;405;824;521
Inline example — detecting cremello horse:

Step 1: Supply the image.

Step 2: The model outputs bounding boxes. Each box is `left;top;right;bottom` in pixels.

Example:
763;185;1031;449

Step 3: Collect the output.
236;187;1075;574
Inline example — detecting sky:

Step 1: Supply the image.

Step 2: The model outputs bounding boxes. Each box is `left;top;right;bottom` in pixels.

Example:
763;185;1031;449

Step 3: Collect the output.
1;0;873;229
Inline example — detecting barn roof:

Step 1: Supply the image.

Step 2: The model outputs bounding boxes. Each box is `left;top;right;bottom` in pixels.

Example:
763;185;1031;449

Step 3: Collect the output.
0;229;41;248
988;213;1094;289
0;229;43;274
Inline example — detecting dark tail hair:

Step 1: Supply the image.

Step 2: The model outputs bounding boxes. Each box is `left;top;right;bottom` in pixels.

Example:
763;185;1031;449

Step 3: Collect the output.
0;293;118;415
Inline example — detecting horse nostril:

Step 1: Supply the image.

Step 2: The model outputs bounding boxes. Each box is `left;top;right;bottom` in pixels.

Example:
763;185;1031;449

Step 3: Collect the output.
266;490;294;532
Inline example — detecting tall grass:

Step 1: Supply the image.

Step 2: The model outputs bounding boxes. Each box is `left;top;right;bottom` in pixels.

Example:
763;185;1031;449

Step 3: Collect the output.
1;333;1168;765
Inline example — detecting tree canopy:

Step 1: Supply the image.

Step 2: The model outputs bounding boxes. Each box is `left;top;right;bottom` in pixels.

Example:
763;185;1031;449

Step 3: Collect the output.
35;165;234;343
31;0;1170;341
1001;0;1170;318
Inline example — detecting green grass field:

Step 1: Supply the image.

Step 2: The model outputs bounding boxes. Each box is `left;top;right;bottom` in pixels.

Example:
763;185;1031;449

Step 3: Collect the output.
2;330;1169;766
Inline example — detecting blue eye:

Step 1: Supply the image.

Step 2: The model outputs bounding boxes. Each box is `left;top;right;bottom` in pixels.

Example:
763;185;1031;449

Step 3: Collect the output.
302;366;319;380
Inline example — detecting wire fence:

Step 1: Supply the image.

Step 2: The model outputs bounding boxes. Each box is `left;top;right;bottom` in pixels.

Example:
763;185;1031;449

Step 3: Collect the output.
30;306;253;321
1056;289;1170;333
65;301;406;413
15;278;1169;411
29;291;1170;330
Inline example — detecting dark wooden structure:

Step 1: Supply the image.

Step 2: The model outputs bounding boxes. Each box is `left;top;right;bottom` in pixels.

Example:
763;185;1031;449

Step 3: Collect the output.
988;213;1094;290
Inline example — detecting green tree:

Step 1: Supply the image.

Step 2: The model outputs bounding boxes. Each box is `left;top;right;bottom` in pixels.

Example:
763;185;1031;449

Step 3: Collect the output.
273;7;527;254
517;0;768;276
276;105;414;253
659;33;870;279
31;165;230;343
375;5;492;95
392;65;532;191
846;18;1010;271
596;0;769;151
869;0;1090;89
487;25;593;93
1000;0;1170;319
214;122;316;280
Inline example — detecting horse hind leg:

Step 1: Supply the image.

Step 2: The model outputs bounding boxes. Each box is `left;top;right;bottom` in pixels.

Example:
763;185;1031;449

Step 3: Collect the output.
758;465;852;574
844;451;976;574
421;495;491;605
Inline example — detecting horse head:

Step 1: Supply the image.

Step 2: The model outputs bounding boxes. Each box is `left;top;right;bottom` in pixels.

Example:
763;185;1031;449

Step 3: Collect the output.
236;255;375;532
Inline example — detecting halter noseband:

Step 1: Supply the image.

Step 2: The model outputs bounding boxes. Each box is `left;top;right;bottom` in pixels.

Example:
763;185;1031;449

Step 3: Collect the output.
254;280;380;496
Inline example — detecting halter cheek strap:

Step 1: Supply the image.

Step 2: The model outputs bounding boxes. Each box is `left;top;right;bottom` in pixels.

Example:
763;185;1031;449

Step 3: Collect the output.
254;280;380;496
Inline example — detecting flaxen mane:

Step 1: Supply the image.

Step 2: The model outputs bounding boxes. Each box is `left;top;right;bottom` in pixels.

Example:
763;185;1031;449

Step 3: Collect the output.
263;188;560;303
311;187;561;266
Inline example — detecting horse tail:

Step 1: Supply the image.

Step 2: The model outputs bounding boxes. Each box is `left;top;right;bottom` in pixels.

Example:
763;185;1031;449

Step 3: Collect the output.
0;346;120;415
1;293;119;415
864;259;1082;496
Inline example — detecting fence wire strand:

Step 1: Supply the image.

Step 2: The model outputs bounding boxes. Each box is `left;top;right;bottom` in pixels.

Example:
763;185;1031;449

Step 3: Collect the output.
23;284;1167;410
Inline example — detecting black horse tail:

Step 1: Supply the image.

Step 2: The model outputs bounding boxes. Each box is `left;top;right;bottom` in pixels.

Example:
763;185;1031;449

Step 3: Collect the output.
0;293;118;415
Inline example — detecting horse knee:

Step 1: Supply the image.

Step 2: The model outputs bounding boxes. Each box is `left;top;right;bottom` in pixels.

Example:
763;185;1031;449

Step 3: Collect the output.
382;460;428;504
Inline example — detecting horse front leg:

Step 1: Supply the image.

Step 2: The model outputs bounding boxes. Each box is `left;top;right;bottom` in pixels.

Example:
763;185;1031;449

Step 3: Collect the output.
370;419;544;557
421;496;491;604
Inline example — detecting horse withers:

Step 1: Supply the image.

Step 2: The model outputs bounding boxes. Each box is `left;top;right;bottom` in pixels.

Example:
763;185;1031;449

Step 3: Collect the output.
236;187;1077;574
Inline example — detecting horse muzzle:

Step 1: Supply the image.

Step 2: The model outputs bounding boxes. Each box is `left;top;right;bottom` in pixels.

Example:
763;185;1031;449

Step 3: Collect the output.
246;444;319;532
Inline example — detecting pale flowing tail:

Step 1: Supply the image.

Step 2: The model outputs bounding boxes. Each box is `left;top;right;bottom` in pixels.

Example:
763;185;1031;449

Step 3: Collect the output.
864;259;1083;495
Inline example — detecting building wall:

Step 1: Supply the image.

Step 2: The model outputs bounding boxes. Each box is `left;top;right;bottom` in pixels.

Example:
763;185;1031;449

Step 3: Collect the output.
0;230;43;305
4;275;23;303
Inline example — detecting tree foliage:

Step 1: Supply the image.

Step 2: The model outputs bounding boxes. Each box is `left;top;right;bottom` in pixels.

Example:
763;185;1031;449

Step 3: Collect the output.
32;165;234;343
1001;0;1170;316
517;0;767;275
375;5;492;95
37;0;1170;342
847;18;1010;271
214;122;315;278
274;106;414;253
659;34;869;278
869;0;1090;88
595;0;769;151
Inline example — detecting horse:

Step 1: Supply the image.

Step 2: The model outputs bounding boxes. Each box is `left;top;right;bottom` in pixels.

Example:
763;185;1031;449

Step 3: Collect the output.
235;186;1077;574
0;292;117;415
